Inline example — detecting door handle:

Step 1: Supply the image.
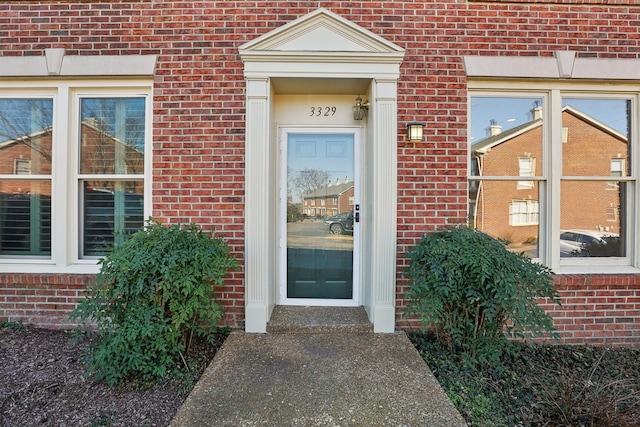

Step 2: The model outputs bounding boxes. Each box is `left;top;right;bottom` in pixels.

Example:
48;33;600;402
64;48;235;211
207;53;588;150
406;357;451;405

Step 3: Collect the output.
355;204;360;223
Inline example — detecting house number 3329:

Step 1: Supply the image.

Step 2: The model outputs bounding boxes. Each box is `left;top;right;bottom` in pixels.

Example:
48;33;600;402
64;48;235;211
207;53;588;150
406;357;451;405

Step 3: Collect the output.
310;106;337;117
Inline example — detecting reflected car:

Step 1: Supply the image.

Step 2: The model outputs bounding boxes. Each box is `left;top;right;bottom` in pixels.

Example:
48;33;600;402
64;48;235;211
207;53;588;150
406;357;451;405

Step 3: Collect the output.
326;212;354;235
560;229;619;257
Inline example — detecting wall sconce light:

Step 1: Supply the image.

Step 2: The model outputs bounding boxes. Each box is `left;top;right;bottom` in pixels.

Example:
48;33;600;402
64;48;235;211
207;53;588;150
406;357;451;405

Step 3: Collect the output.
353;96;369;121
407;121;425;144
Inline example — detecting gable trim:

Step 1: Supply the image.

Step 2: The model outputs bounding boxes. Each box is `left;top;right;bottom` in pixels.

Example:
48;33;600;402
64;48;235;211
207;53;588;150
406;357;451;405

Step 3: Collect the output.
240;8;404;54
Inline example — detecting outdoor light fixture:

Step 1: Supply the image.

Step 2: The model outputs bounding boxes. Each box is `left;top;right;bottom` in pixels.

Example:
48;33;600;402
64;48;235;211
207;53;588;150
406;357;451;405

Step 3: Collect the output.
407;121;425;144
353;96;369;121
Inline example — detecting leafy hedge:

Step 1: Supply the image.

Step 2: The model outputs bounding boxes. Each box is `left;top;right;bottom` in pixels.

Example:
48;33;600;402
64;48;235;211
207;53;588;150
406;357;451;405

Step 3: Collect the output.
71;220;238;385
405;226;561;365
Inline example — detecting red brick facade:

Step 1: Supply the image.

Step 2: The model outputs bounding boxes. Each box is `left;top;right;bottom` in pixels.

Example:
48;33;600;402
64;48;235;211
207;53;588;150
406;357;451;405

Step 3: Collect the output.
1;1;639;347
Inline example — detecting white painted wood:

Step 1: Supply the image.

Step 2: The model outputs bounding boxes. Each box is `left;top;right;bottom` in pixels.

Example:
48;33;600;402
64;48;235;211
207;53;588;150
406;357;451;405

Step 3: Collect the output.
0;49;157;77
240;8;404;333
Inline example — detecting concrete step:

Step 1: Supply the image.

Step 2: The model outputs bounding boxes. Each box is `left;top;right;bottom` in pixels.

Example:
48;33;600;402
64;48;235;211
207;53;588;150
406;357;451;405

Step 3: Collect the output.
267;306;373;333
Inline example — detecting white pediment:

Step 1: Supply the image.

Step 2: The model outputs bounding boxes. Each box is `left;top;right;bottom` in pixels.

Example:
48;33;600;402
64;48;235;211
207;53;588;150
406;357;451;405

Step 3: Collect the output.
239;8;404;55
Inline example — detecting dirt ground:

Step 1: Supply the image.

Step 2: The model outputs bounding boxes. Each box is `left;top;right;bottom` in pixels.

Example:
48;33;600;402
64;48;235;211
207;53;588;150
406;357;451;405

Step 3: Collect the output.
0;326;226;427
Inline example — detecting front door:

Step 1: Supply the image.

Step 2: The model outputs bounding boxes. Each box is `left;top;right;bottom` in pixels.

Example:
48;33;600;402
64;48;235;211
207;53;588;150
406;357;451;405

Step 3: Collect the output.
280;128;360;305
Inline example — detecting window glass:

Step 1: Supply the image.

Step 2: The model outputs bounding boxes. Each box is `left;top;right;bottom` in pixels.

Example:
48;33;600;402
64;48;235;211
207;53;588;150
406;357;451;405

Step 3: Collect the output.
79;97;145;175
0;181;52;256
0;99;53;257
0;99;53;175
470;96;543;177
561;98;630;177
78;97;146;258
560;180;625;258
82;181;144;257
469;96;543;258
560;98;629;259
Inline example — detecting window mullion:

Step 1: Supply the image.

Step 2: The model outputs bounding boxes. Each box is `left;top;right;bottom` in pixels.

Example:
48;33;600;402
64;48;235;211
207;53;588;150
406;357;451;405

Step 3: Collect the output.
53;84;71;266
547;89;563;271
633;95;640;268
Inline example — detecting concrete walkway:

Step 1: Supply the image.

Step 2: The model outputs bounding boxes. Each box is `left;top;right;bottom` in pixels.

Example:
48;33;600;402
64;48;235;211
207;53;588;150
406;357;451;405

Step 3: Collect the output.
170;308;467;426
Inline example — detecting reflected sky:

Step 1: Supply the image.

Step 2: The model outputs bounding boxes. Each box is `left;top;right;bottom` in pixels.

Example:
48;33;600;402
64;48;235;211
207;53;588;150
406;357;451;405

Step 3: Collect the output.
0;99;53;142
470;96;630;143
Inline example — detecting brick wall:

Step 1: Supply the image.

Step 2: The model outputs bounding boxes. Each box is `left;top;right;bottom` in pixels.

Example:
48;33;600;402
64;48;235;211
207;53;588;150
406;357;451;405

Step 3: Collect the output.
540;275;640;349
0;274;92;329
1;1;639;345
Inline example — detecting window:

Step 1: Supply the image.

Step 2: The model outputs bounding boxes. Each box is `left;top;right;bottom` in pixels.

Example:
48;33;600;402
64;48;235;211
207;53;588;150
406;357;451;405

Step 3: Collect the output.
609;158;624;189
509;200;539;226
0;84;150;270
469;91;636;270
79;97;146;257
517;157;535;189
0;98;53;257
14;158;31;175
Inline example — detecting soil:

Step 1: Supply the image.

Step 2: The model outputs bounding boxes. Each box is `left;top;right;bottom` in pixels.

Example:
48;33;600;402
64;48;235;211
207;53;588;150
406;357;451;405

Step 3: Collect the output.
0;325;227;427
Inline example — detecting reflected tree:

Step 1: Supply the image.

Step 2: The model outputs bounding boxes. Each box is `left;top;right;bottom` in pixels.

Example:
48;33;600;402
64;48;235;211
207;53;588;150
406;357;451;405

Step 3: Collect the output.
291;168;330;199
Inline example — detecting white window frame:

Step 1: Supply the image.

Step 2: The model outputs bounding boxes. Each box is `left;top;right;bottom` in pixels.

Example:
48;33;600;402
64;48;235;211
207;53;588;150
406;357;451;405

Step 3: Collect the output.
469;83;639;274
0;80;153;274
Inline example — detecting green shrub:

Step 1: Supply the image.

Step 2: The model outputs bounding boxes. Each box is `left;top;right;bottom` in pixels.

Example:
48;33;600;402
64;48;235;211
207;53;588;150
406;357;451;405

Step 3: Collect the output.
71;220;238;385
404;226;560;366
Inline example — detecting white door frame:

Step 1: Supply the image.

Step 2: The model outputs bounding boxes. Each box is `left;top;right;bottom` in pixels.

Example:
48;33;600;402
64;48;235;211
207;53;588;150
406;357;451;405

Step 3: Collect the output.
240;8;404;333
278;126;362;306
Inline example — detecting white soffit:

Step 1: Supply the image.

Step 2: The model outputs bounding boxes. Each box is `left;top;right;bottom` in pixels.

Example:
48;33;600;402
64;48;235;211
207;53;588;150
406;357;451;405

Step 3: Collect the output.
239;8;405;65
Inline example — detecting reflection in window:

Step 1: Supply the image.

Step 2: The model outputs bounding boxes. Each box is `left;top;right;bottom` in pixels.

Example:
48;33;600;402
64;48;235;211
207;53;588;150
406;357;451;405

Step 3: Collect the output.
0;99;53;257
469;96;542;258
78;97;146;258
470;94;634;263
510;200;539;226
609;158;624;189
80;98;145;175
560;98;629;259
517;157;535;189
14;158;31;175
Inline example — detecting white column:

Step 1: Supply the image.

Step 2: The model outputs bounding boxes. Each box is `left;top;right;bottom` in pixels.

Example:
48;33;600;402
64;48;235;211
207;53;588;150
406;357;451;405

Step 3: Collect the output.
370;79;398;333
244;78;271;333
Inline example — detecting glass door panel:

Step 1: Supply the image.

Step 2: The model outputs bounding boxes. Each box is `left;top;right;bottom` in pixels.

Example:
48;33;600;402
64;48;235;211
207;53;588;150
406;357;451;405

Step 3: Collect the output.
286;133;355;299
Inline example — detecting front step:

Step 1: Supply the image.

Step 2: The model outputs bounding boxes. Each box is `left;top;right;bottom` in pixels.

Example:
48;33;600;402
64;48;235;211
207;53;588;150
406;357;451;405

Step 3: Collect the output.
267;306;373;333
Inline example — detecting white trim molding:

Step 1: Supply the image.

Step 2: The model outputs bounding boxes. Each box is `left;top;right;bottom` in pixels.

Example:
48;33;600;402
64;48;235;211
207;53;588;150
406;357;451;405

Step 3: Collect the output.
240;8;404;333
463;51;640;80
0;48;158;77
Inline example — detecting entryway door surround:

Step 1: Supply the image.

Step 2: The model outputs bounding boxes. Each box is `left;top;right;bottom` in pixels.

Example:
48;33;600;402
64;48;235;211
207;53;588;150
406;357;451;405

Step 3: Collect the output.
239;8;405;333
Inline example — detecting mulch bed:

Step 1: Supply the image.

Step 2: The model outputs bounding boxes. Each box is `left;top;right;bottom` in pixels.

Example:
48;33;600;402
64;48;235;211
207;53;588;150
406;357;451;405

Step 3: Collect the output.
0;326;227;427
409;332;640;427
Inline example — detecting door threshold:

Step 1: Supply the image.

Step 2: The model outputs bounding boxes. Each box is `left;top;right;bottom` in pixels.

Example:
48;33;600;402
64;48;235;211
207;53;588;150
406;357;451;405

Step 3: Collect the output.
267;306;372;334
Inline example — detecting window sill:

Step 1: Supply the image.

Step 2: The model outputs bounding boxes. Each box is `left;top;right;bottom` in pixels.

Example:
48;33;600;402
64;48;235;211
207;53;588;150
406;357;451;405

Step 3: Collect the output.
0;262;100;275
556;265;640;275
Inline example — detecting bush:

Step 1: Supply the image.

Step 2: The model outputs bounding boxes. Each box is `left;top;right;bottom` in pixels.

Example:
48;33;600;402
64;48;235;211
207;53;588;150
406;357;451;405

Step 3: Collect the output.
404;226;560;366
71;220;238;385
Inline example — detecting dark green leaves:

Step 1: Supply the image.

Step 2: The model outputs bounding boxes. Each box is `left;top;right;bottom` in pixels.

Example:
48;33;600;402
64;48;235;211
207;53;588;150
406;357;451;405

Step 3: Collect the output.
71;219;238;386
405;226;560;367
